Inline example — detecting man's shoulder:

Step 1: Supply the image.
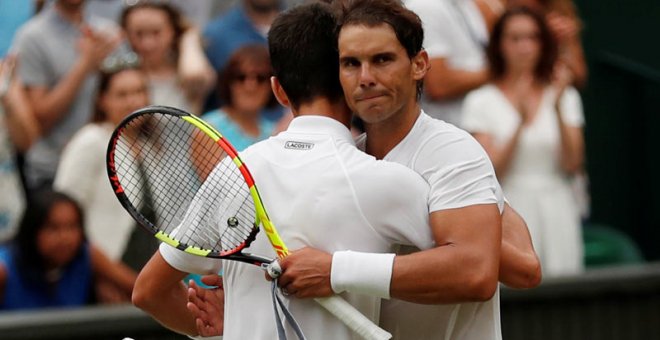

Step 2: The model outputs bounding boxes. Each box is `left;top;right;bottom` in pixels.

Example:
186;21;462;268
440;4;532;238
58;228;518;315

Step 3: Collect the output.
417;113;472;142
412;114;490;162
13;14;49;43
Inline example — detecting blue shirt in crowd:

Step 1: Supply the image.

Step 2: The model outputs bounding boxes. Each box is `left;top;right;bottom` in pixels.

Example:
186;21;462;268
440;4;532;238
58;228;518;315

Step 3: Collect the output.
202;109;275;151
0;243;93;310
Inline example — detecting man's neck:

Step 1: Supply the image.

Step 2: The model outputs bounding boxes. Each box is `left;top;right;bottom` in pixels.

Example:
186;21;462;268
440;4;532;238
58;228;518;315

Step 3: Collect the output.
55;2;84;24
364;103;422;160
293;98;351;128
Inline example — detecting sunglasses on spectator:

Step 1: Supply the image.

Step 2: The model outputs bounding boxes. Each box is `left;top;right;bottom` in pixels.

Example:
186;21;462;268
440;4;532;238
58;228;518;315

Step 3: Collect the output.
233;73;270;84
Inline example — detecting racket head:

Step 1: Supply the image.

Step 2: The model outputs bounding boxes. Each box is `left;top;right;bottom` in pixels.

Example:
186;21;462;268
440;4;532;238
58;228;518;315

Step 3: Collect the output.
106;105;264;258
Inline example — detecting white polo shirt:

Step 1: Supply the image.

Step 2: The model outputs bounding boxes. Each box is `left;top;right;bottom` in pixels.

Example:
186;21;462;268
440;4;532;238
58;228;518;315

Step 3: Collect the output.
161;115;433;340
357;112;503;340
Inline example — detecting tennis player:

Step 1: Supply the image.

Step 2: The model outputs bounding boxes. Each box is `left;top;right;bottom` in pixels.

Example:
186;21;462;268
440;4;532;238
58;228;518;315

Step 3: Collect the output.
272;1;541;339
132;3;437;339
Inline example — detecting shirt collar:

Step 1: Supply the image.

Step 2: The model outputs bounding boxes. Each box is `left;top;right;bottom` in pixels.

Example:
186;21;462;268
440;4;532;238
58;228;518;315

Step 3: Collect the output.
286;116;355;146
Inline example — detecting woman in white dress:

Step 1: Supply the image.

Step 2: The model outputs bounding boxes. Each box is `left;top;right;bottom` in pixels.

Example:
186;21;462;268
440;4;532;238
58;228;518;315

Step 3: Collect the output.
462;7;585;277
54;65;149;264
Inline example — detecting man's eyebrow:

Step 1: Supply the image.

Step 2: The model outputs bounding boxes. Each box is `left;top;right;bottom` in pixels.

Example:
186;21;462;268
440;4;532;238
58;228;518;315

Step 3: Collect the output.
372;52;397;59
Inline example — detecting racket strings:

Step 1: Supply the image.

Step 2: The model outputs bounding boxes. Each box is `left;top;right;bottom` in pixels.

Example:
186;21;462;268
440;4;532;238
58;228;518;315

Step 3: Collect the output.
113;113;258;253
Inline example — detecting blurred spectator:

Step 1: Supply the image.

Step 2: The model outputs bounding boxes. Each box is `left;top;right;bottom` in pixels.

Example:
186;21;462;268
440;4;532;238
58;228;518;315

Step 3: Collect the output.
204;0;282;73
202;0;284;118
121;1;215;115
405;0;497;127
0;190;136;310
13;0;121;191
53;63;149;266
202;45;279;151
0;56;39;243
87;0;217;28
508;0;587;87
462;7;585;277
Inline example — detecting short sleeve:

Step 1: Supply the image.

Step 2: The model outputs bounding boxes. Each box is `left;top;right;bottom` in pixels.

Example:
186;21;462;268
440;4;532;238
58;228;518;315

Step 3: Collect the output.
159;242;222;274
415;131;499;212
558;87;584;127
160;156;239;274
406;0;455;58
461;88;492;133
354;163;434;250
13;27;52;87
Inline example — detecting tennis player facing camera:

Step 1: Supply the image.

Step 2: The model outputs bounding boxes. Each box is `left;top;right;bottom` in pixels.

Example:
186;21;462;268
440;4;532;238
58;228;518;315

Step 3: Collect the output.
132;2;437;339
269;1;541;339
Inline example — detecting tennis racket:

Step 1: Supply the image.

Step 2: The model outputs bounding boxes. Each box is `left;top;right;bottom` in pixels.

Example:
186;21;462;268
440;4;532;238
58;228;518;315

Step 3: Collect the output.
106;105;391;340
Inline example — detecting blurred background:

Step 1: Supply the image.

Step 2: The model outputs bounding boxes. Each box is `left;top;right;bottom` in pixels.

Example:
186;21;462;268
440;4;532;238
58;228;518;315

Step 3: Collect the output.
0;0;659;339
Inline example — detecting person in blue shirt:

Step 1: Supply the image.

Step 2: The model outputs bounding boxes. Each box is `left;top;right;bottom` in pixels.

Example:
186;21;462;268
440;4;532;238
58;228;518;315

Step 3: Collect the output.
0;190;136;310
202;0;283;115
202;44;280;151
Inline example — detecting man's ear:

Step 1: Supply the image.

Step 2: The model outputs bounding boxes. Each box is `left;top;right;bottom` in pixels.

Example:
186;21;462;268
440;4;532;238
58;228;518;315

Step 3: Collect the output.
271;76;291;108
411;49;430;81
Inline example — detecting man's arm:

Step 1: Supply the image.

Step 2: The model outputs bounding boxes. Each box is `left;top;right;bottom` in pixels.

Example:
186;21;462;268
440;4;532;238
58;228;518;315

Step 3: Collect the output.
423;58;489;101
23;26;119;133
276;202;539;299
499;203;542;288
388;204;501;303
277;203;502;304
132;250;199;336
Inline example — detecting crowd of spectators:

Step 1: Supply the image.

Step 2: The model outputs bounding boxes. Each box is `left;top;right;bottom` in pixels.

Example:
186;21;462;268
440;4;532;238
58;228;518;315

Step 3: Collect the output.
0;0;594;311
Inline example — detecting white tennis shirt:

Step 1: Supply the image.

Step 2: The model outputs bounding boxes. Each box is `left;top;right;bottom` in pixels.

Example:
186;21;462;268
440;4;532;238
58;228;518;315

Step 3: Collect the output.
357;112;504;340
161;115;433;339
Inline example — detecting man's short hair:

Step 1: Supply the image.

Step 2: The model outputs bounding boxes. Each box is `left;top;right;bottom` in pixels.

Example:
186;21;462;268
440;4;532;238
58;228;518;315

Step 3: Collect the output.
337;0;424;59
336;0;425;99
268;3;343;109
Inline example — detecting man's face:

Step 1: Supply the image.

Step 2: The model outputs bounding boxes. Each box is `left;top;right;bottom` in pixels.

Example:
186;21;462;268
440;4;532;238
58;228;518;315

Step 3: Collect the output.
338;24;422;125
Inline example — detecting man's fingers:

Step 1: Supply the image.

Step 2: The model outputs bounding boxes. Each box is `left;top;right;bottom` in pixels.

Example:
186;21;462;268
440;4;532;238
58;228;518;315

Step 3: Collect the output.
200;274;223;287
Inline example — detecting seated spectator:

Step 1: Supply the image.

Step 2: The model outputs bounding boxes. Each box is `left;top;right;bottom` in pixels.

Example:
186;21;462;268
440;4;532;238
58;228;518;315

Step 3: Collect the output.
202;0;283;117
202;45;279;151
54;63;149;267
508;0;587;87
121;2;215;115
462;7;585;277
0;55;39;243
0;190;136;310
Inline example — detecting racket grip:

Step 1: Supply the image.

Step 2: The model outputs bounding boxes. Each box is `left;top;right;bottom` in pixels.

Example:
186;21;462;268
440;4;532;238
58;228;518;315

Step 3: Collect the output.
314;296;392;340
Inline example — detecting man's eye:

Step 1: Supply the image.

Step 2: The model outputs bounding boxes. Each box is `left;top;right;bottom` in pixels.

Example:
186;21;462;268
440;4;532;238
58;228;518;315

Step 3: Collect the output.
342;59;359;68
375;55;391;63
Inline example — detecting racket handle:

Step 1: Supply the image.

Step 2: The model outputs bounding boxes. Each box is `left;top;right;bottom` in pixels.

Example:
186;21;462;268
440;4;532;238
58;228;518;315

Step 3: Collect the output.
314;296;392;340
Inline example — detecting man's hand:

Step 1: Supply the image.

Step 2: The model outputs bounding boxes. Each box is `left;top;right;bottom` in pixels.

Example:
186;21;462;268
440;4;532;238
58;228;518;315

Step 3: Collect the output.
274;247;334;298
187;275;224;337
78;25;121;72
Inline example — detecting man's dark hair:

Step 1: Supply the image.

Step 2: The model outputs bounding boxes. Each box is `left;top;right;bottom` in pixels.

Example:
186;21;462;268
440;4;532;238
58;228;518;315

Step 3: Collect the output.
268;2;343;109
336;0;425;99
487;6;558;83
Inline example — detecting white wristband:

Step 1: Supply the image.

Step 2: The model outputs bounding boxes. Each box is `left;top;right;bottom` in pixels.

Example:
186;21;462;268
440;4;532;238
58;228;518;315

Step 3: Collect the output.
330;251;395;299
